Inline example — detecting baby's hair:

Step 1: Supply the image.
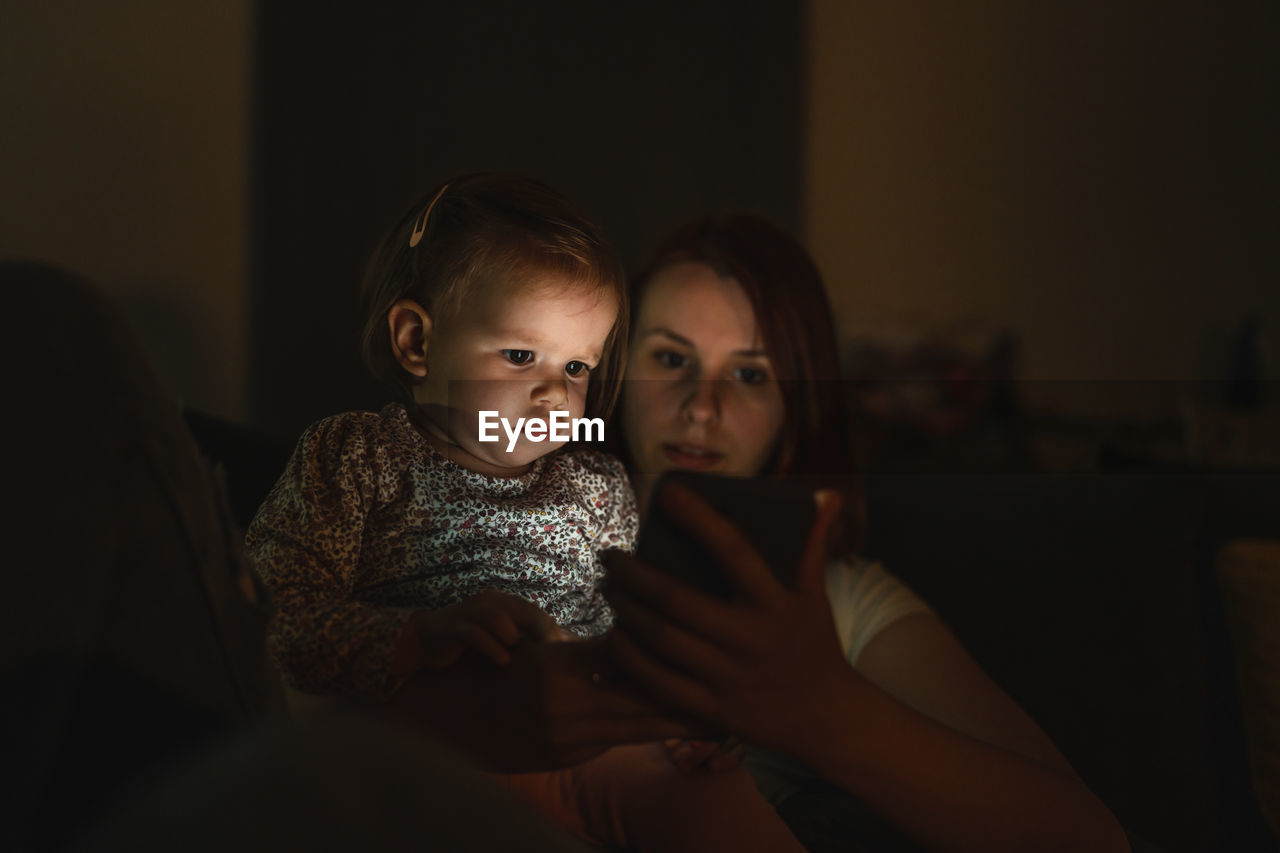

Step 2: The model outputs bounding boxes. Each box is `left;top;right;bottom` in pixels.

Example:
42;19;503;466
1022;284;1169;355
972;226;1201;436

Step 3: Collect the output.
360;172;629;419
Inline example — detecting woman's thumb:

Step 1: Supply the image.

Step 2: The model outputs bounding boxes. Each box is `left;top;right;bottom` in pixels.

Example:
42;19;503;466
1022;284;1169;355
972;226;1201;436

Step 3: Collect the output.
796;489;842;593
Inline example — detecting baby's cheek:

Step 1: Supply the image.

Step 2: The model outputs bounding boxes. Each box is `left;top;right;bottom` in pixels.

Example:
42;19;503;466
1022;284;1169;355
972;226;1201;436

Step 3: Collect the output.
569;386;590;419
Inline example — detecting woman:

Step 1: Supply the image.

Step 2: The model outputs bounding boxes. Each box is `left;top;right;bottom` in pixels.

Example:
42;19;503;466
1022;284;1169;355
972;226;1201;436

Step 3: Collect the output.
599;214;1131;852
387;214;1128;850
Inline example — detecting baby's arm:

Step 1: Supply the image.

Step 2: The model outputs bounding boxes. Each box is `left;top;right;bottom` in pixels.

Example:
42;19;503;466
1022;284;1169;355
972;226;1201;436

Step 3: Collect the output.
246;416;417;698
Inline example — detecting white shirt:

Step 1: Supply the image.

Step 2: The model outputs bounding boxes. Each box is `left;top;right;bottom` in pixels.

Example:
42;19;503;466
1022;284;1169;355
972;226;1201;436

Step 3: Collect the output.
826;557;933;665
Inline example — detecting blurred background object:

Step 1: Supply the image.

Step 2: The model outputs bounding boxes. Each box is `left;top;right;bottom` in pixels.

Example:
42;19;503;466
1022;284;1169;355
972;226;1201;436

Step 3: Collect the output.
842;316;1030;472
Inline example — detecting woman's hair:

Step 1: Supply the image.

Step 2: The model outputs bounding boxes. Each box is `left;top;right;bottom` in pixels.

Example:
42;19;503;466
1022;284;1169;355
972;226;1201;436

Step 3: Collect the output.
359;172;629;419
630;213;866;551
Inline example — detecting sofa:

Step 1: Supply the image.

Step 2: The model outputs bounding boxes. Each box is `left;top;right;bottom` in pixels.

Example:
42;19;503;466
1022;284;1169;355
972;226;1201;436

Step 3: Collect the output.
861;469;1280;852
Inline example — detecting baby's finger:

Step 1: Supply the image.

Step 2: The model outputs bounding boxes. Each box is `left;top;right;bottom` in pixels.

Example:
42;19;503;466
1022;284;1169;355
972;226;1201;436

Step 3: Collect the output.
502;595;560;641
481;609;522;647
463;624;512;665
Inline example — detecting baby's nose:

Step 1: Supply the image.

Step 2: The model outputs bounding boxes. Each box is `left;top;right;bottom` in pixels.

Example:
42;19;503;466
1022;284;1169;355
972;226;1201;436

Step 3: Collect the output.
532;375;570;408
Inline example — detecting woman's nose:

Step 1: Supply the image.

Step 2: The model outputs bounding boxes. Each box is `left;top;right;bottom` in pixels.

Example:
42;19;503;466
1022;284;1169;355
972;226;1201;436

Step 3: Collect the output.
681;379;720;424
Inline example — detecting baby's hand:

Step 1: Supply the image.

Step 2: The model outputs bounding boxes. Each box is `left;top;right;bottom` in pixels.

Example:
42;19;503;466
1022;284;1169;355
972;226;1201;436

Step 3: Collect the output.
391;589;560;675
664;737;743;774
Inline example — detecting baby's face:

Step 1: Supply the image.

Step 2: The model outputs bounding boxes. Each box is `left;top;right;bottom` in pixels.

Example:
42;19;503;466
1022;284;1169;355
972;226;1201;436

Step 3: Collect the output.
412;274;616;475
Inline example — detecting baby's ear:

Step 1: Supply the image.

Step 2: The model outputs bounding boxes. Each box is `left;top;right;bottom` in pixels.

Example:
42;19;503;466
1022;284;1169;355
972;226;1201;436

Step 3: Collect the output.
387;299;432;378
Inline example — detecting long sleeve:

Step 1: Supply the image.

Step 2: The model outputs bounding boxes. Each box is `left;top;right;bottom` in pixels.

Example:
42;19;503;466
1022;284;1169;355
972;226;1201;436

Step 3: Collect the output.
245;415;414;698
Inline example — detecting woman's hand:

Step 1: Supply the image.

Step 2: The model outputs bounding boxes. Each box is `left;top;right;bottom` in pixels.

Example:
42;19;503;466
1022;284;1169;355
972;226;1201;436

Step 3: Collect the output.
608;482;1131;852
604;481;850;756
390;589;569;677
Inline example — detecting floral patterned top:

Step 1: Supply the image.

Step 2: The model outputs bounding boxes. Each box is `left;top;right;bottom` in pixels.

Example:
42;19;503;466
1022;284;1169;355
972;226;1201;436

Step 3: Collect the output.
245;403;636;698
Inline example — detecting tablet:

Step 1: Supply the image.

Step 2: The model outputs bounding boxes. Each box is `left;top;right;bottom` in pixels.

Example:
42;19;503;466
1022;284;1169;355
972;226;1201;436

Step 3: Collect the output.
635;471;817;599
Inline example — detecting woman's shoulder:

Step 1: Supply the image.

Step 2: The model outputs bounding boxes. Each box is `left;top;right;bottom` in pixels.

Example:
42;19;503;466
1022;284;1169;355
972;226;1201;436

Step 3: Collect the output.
825;554;934;665
826;554;892;586
825;554;930;610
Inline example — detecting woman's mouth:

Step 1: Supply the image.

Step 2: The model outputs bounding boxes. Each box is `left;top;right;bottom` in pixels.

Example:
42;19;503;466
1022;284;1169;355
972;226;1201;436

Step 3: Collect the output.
661;443;724;470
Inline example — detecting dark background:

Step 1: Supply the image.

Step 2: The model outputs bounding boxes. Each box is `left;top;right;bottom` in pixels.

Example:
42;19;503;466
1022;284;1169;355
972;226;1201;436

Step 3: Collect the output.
250;1;804;436
2;3;1279;850
3;1;1276;445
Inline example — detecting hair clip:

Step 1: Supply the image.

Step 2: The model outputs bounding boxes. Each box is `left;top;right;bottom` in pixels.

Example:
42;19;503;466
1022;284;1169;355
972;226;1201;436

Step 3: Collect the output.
408;184;450;248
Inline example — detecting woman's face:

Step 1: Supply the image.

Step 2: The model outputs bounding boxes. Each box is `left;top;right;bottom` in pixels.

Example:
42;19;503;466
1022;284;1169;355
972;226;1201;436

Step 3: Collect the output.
623;261;785;503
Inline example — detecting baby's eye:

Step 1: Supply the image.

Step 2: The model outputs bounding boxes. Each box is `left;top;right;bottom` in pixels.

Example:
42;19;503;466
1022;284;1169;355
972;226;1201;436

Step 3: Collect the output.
654;350;687;369
565;361;590;377
502;349;534;365
734;366;769;386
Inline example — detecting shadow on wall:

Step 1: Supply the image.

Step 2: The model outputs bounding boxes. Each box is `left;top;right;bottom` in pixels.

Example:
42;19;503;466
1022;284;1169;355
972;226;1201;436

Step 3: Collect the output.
116;287;228;412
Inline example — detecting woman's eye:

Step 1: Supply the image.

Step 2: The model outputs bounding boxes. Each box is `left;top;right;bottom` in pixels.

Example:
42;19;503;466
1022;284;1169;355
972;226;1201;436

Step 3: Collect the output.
734;366;769;386
654;350;687;369
565;361;590;377
502;349;533;365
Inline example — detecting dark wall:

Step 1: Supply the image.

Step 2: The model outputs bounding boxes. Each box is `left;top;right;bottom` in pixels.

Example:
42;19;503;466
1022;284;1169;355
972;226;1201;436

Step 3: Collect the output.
806;0;1280;423
251;1;804;438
